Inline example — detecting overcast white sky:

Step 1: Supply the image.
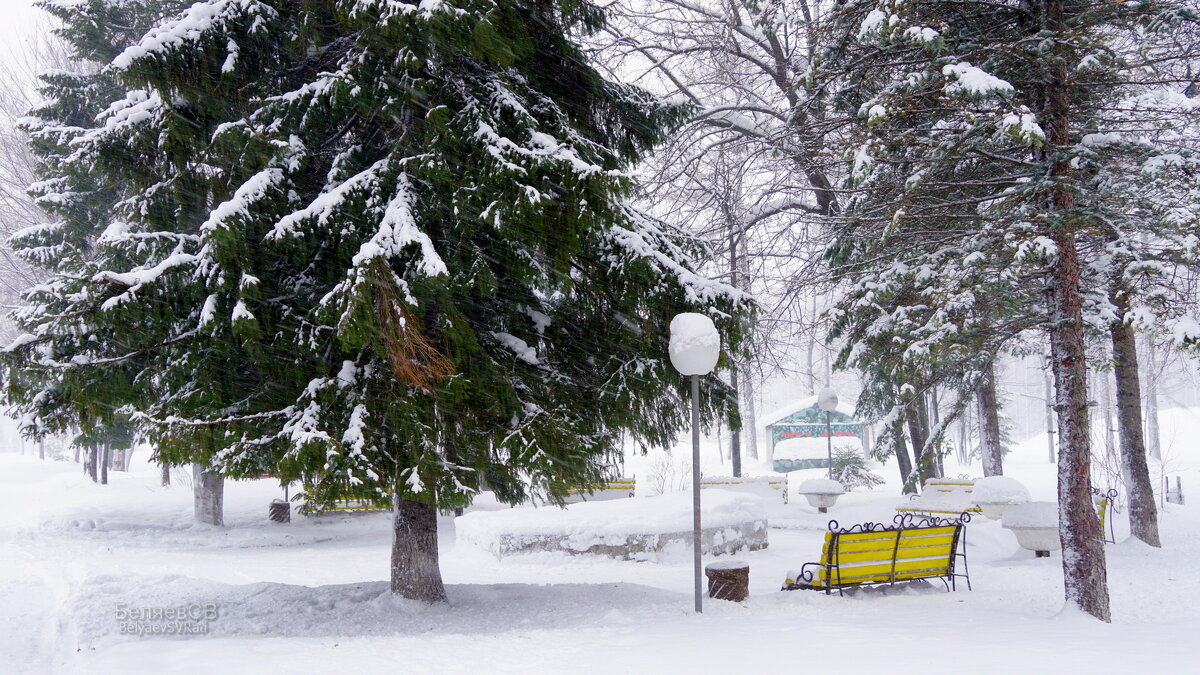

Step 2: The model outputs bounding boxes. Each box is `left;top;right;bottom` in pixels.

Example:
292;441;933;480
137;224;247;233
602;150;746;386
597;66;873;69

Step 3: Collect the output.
1;0;46;56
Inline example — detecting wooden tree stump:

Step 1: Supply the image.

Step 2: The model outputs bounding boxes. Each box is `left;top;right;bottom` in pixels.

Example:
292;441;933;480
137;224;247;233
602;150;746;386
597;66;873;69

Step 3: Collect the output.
269;499;291;524
705;560;749;602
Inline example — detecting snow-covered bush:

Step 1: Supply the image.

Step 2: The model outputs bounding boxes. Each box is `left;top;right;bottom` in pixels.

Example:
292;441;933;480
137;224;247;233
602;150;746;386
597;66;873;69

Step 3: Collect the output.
830;447;884;490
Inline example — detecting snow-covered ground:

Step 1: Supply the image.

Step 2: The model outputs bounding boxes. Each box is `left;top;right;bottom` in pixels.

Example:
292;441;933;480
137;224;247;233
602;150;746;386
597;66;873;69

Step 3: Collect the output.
3;407;1199;674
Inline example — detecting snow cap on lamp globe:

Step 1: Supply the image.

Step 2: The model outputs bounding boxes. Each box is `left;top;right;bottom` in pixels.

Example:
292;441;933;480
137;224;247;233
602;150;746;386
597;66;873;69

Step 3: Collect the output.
818;387;838;412
669;313;720;375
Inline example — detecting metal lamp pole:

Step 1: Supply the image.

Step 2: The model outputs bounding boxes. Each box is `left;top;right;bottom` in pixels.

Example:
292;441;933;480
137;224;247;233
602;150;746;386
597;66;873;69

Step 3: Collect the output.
818;387;839;481
669;313;721;615
825;410;832;480
690;374;702;613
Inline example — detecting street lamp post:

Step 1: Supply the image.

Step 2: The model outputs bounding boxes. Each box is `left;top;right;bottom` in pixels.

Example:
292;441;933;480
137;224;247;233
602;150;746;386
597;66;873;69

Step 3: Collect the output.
818;387;838;481
669;313;721;614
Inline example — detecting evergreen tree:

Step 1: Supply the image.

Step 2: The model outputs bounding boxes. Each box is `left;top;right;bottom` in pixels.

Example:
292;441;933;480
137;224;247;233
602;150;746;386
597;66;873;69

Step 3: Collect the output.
4;0;191;485
3;0;746;602
822;0;1200;620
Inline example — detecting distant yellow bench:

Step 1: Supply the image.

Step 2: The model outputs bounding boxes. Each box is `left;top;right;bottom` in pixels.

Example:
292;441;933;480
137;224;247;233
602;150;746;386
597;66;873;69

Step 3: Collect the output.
301;482;391;514
895;477;982;517
563;478;636;503
783;514;972;595
1093;487;1118;544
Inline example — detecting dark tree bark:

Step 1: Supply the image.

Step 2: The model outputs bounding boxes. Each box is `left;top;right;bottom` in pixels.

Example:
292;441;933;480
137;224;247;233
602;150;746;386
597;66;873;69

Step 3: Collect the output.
1110;286;1161;547
1045;0;1110;621
192;464;224;526
928;389;945;477
728;227;742;478
1043;355;1057;463
892;419;917;494
977;360;1004;476
100;444;109;485
905;401;932;485
86;446;97;482
390;496;447;602
161;463;171;487
1144;337;1162;460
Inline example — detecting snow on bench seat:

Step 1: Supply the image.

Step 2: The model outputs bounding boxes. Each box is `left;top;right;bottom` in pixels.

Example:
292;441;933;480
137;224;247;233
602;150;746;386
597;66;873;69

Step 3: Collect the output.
456;489;768;560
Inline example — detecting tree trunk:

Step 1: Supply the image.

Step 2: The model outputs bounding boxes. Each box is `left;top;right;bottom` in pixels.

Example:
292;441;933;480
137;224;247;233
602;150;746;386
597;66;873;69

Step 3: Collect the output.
922;393;944;477
74;445;81;463
727;226;742;478
1099;368;1118;471
905;401;932;485
86;446;98;482
1044;354;1057;463
729;364;742;478
193;464;224;526
161;462;171;487
893;418;916;494
1110;288;1162;547
745;369;759;461
1144;337;1161;461
391;496;447;602
977;360;1004;476
100;445;109;485
1045;0;1110;621
957;400;973;465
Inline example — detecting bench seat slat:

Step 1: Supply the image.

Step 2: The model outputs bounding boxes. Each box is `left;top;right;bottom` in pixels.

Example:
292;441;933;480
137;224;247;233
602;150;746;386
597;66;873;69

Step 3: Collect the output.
815;563;952;587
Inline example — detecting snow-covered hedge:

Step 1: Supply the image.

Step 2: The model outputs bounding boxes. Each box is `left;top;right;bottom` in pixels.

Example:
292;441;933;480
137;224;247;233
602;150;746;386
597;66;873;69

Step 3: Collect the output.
456;490;768;560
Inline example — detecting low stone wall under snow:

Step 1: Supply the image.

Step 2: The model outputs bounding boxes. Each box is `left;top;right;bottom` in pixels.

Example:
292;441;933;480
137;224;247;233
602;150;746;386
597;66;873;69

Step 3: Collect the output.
456;489;768;560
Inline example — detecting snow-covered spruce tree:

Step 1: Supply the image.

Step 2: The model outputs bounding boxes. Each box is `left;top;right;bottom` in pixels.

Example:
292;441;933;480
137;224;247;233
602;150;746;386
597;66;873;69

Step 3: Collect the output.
822;0;1200;621
1073;92;1200;548
2;0;192;482
6;0;746;602
825;196;1036;490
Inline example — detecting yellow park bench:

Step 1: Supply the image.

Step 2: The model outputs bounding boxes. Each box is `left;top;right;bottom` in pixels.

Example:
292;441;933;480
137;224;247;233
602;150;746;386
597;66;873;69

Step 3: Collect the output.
1093;487;1118;544
895;477;982;517
782;513;972;595
563;477;636;503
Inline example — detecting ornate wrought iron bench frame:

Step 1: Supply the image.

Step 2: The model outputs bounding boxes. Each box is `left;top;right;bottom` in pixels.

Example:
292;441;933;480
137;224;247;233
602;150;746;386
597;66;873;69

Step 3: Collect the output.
782;513;972;596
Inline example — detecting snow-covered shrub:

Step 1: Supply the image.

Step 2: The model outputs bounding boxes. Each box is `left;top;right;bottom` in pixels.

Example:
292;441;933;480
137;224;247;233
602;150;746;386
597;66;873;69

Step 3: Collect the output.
830;447;885;490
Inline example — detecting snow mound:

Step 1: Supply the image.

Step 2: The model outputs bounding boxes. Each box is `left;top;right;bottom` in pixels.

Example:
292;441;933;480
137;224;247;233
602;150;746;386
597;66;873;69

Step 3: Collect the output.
797;479;844;495
456;490;768;560
1002;501;1058;528
70;575;685;649
972;476;1031;505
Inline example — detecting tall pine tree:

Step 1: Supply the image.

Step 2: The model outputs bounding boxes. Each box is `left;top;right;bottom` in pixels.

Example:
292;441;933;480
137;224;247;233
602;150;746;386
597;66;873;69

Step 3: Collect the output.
822;0;1200;620
3;0;746;601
